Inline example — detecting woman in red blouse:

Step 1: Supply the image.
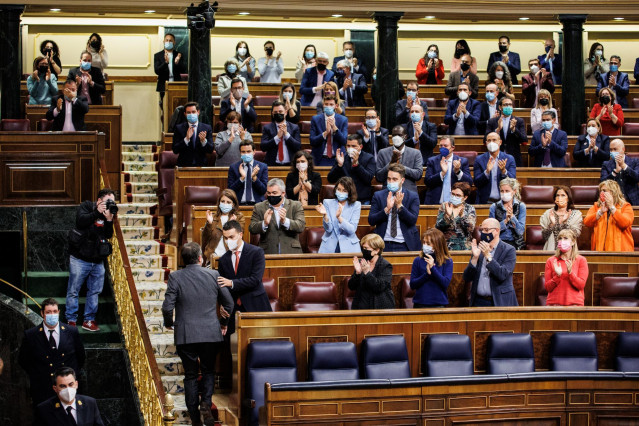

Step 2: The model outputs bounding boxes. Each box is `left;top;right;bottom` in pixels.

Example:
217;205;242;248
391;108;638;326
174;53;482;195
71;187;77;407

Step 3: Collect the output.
544;229;589;306
416;44;445;85
590;87;624;136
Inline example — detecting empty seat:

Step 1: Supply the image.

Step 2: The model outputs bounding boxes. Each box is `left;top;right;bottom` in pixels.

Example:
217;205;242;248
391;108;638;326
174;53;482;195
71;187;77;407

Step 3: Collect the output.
521;185;554;204
550;332;598;372
615;332;639;372
246;341;297;425
361;335;410;379
301;227;324;254
601;277;639;307
424;334;473;377
422;97;436;108
180;186;220;244
308;342;359;381
319;184;335;202
254;95;279;106
253;150;266;163
342;276;355;310
299;121;311;134
535;275;548;306
570;185;598;205
486;333;535;374
157;151;179;219
455;151;477;167
0;118;30;131
292;282;339;311
633;98;639;109
262;277;280;312
525;225;545;250
347;122;363;134
623;122;639;136
563;152;572;167
399;276;414;309
38;119;54;131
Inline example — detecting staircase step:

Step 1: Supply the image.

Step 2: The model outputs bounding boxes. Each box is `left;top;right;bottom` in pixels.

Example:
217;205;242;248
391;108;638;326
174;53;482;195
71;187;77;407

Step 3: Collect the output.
123;171;158;184
144;315;169;333
28;296;116;324
118;203;158;216
129;255;170;270
125;181;158;195
172;395;192;425
126;193;158;204
131;268;168;282
119;214;156;228
122;161;155;172
162;374;185;395
125;240;165;256
122;144;157;153
156;355;184;376
140;300;165;316
121;226;159;241
136;282;166;300
151;333;178;357
122;152;157;163
24;271;69;296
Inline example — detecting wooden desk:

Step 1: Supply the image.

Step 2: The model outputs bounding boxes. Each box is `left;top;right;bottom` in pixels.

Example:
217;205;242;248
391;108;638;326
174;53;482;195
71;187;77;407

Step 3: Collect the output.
25;105;122;192
20;80;114;115
0;131;103;205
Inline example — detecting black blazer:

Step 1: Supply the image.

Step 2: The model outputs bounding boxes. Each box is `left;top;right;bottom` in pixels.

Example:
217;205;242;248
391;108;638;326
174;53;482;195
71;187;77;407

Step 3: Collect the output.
485;115;528;166
395;99;430;125
285;171;322;205
67;66;105;105
573;134;610;167
36;395;104;426
356;127;389;159
172;121;214;167
349;256;395;309
219;96;257;133
402;120;438;163
154;50;185;92
18;322;85;406
327;150;376;202
260;121;302;166
478;101;498;134
45;95;89;131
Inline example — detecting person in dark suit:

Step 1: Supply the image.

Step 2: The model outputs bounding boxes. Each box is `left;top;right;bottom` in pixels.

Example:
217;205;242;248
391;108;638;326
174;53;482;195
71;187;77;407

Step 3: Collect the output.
46;80;89;131
395;81;430;125
67;51;105;105
369;163;421;252
424;136;472;204
348;233;395;309
601;138;639;206
376;126;424;194
529;110;568;167
260;101;301;166
596;55;630;108
19;298;85;407
333;59;367;107
402;103;437;163
445;54;479;99
463;218;518;307
573;118;611;168
486;35;521;84
219;78;257;132
478;83;500;134
328;134;376;204
538;39;562;84
309;95;348;166
331;40;368;81
522;57;555;108
300;52;334;106
444;83;482;135
162;242;234;425
286;151;322;206
485;98;528;166
172;101;214;167
35;367;104;426
154;33;185;108
356;109;389;162
228;140;268;205
474;132;517;204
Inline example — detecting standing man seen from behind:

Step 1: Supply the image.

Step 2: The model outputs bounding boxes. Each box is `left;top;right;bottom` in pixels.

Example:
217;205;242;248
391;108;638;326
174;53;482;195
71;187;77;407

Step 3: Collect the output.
463;218;518;307
487;35;521;85
172;102;214;167
154;33;184;110
46;79;89;131
19;298;85;408
162;242;234;426
65;188;116;332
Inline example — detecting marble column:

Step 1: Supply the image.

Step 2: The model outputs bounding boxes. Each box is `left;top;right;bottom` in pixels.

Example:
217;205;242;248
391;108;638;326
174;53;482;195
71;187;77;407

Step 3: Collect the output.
373;12;404;130
0;5;24;120
186;2;215;126
559;14;587;135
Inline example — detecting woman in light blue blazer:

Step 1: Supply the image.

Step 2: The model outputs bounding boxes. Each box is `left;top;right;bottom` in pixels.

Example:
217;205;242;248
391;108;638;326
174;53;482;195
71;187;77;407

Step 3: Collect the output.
316;177;361;253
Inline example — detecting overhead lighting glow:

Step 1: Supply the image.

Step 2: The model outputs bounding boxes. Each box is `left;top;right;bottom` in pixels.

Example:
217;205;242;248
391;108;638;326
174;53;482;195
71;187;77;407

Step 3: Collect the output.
613;17;625;20
331;14;343;18
50;8;61;12
424;16;435;19
519;17;530;21
144;10;155;13
238;12;250;15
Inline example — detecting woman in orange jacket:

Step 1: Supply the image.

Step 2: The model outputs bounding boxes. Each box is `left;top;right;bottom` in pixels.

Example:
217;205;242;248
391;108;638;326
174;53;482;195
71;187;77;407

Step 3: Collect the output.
415;44;445;85
583;180;634;252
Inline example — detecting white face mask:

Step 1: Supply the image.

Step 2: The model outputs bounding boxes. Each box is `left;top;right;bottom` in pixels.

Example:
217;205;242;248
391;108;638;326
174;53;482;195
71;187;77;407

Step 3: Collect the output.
458;91;469;101
495;71;504;79
296;162;308;172
392;136;404;148
587;126;598;136
530;65;539;74
486;142;499;153
347;147;358;158
226;237;239;251
344;49;354;59
237;47;247;56
501;192;513;203
59;386;77;403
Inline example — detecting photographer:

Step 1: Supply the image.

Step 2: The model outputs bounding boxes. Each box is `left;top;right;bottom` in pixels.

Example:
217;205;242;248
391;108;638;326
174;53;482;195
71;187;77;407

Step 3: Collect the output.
66;188;116;332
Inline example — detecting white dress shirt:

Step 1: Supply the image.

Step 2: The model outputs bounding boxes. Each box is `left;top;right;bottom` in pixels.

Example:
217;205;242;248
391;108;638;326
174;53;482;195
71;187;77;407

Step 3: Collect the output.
43;322;60;348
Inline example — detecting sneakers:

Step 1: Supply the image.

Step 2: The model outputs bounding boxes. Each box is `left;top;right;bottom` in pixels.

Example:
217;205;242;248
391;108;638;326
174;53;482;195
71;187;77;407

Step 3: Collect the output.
82;321;100;332
67;321;76;327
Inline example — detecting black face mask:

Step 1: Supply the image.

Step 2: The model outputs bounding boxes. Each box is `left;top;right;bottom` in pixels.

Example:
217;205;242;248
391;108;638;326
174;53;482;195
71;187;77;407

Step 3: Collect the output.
539;98;549;106
273;113;285;123
38;66;49;74
90;40;101;50
361;247;374;261
480;232;494;244
265;48;274;56
455;49;466;58
267;195;282;206
43;48;52;55
316;63;327;72
499;45;509;53
460;63;470;72
601;96;611;104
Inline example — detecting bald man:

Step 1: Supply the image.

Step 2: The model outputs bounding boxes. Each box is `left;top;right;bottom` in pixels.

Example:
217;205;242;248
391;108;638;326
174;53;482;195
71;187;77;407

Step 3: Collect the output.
601;138;639;206
463;218;518;307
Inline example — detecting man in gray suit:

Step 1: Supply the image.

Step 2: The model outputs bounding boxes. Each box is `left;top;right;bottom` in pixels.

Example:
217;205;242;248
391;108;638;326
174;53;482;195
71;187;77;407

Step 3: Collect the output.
375;125;424;194
162;242;234;426
445;54;480;99
249;178;306;254
213;111;253;166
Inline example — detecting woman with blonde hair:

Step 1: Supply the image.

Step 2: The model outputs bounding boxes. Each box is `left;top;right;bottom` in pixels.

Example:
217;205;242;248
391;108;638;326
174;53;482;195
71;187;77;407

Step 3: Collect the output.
348;233;394;309
583;180;634;251
410;228;453;308
202;189;245;264
489;177;526;250
530;89;558;133
544;229;589;306
316;81;346;116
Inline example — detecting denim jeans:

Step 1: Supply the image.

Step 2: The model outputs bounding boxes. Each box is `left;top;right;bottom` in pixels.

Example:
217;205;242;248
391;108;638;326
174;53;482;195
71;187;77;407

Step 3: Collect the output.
65;255;105;322
177;342;219;422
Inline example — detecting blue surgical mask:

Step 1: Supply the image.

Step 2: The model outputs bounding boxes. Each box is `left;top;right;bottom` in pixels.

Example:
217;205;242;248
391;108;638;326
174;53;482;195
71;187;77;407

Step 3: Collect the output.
450;195;463;206
80;61;91;71
186;113;198;124
227;64;237;74
610;151;618;160
610;65;619;72
45;313;59;327
335;190;348;202
282;92;293;101
373;74;376;80
542;121;553;131
422;244;434;255
241;153;253;163
365;118;377;129
410;112;421;123
407;91;417;100
219;202;233;214
305;51;315;59
485;92;496;102
165;41;174;50
387;182;400;193
502;106;513;116
440;147;450;158
427;51;437;59
324;106;335;116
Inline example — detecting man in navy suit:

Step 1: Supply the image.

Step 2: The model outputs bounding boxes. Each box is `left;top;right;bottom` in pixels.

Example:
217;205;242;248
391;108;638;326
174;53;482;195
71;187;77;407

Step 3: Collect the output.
310;95;348;166
485;98;528;166
528;110;568;167
334;59;367;107
474;132;517;204
172;101;214;167
424;136;472;204
219;78;257;132
596;55;630;108
356;109;389;162
260;101;301;166
538;39;562;84
331;41;368;81
601;139;639;206
463;218;518;307
19;298;86;407
395;81;430;125
300;52;334;106
402;103;437;163
35;367;104;426
328;134;376;204
487;35;521;84
368;163;421;252
228;141;268;205
444;83;481;135
67;51;106;105
478;83;500;134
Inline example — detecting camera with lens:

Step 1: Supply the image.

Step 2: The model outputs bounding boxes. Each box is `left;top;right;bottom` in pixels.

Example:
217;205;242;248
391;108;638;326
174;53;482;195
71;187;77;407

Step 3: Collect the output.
105;199;118;215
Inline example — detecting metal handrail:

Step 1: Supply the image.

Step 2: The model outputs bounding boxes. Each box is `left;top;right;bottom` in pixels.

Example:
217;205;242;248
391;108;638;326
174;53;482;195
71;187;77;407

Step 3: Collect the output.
23;210;28;310
0;277;41;310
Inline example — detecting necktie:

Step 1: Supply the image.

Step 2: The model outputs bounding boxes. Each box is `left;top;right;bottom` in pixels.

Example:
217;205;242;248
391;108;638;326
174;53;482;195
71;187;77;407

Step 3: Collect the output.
234;251;240;273
66;406;77;426
277;131;285;163
441;158;451;203
191;125;197;146
346;88;353;107
390;206;398;238
49;330;56;350
543;137;552;166
244;164;253;202
370;131;376;159
326;126;333;158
